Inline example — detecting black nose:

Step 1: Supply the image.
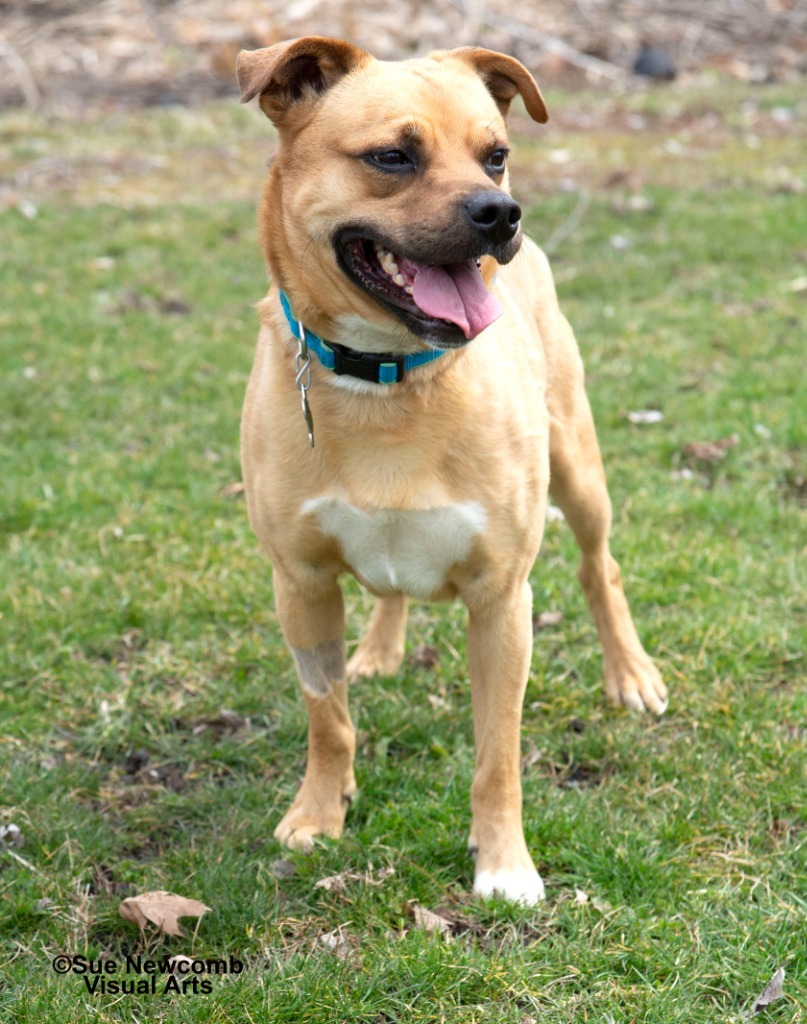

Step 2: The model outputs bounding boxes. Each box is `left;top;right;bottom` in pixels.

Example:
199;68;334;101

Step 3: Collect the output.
463;191;521;245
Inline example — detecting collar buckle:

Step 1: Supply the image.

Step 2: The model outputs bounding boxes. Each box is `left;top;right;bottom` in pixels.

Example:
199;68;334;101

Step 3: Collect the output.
329;343;405;384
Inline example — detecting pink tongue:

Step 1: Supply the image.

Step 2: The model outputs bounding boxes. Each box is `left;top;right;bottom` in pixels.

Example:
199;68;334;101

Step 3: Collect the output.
411;260;502;339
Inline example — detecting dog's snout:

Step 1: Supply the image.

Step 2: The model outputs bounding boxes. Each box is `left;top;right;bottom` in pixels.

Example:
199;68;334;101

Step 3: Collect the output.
464;191;521;244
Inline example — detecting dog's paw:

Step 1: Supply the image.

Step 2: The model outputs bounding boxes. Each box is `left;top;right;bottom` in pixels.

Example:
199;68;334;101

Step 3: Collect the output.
474;866;545;906
346;643;404;681
274;780;355;851
604;649;668;715
274;808;346;852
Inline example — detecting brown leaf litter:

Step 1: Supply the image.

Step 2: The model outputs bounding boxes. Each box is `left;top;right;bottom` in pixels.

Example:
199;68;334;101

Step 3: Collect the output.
118;890;211;938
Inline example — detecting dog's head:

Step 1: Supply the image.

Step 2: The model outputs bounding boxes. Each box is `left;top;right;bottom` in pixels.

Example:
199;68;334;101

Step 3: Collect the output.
238;37;547;350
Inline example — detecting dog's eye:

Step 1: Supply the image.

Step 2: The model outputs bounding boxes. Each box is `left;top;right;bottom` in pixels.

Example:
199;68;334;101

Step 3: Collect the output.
486;148;509;174
367;149;414;171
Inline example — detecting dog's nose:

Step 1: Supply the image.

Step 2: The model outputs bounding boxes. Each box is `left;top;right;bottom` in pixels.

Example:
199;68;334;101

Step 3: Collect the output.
463;191;521;244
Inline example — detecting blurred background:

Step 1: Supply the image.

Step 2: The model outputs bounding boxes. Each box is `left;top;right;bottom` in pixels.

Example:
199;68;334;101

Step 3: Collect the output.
0;0;805;116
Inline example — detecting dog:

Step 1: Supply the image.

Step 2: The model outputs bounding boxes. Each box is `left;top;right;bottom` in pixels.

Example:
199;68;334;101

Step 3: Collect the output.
236;37;668;905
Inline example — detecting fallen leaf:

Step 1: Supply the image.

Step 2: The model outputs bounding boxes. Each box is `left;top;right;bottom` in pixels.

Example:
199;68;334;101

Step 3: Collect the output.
315;866;395;893
317;927;351;957
533;610;564;631
410;645;440;669
682;435;738;463
191;708;250;737
751;966;785;1014
118;891;211;937
406;901;453;936
315;873;350;893
0;824;24;848
628;409;664;424
574;888;590;904
591;896;616;915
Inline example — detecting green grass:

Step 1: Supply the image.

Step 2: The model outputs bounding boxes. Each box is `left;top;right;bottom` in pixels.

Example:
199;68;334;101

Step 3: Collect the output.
1;86;805;1022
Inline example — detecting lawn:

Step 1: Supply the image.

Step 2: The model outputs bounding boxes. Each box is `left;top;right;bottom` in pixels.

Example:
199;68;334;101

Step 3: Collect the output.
0;81;805;1022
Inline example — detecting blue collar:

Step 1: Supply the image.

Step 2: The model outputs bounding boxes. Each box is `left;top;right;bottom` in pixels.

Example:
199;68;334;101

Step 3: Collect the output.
279;290;446;385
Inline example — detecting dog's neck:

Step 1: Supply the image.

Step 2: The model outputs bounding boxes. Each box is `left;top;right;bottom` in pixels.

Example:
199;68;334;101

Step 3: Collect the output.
278;290;449;389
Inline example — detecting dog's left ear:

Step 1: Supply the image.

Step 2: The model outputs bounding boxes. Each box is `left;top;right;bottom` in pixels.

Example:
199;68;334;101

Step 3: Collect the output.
449;47;548;124
237;36;369;126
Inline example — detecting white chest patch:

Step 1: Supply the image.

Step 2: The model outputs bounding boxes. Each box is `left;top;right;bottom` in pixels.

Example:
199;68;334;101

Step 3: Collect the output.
302;498;487;599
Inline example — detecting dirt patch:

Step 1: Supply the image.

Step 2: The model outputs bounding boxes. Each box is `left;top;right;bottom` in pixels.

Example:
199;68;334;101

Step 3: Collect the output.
1;0;805;116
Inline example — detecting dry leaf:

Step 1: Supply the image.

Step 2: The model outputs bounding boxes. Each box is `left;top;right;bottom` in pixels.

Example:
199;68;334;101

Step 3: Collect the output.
0;824;24;848
628;409;664;424
591;896;616;915
315;873;350;893
118;891;211;937
574;887;590;904
751;966;785;1014
533;610;564;631
410;645;440;669
314;866;395;893
191;708;250;737
318;928;351;958
682;436;738;463
406;901;453;936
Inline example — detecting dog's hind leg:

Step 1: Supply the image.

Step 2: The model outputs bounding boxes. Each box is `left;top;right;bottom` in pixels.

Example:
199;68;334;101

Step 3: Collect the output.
346;596;409;681
272;572;356;851
546;324;668;714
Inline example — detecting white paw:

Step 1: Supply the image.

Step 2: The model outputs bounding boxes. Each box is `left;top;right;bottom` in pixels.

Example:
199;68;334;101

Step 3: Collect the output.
473;867;545;906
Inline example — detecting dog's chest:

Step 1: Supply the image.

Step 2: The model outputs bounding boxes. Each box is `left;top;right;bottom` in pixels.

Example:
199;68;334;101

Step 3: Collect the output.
302;498;487;598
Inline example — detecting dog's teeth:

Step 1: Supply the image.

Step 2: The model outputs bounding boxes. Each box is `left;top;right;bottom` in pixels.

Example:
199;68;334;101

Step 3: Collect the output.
393;273;406;286
379;251;398;275
404;284;414;295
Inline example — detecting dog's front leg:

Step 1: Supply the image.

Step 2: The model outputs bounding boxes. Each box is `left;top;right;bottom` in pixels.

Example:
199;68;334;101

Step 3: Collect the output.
466;579;545;904
272;572;356;852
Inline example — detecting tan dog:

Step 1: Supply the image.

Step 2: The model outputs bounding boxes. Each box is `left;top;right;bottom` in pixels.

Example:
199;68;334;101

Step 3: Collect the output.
236;37;668;905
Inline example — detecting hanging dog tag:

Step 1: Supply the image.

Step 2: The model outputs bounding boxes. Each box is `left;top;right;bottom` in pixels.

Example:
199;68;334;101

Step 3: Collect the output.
294;319;315;448
300;388;315;448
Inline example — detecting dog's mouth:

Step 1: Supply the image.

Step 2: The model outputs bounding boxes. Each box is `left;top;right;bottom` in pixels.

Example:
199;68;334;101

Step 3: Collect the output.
335;232;504;347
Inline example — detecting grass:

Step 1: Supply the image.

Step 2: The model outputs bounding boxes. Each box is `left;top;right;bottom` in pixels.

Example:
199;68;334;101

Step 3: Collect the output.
1;81;805;1022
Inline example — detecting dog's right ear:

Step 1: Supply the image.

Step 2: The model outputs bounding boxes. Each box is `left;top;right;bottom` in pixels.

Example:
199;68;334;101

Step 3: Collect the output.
237;36;369;127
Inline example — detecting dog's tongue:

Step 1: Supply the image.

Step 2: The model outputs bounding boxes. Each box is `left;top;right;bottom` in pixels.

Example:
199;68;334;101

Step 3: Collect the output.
411;259;502;339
